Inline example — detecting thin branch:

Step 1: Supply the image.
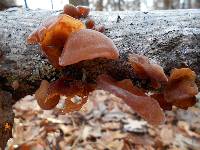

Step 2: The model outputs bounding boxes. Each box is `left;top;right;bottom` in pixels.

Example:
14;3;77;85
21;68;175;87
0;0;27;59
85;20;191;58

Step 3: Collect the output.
24;0;28;8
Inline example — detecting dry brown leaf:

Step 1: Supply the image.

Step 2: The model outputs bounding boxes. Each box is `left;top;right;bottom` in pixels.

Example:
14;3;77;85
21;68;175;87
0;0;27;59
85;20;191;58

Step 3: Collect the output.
177;121;200;138
101;122;121;130
107;140;124;150
160;125;174;146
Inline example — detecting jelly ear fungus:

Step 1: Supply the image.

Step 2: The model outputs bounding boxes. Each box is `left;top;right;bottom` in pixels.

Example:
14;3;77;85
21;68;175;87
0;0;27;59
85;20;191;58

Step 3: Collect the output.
28;6;199;125
96;74;165;125
35;77;94;113
63;4;90;19
27;14;85;68
59;29;119;66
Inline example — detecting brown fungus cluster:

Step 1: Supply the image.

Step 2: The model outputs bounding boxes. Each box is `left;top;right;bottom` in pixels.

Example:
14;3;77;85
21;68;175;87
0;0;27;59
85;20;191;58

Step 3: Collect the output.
28;4;199;125
63;4;105;32
85;19;95;29
63;4;90;19
35;77;94;113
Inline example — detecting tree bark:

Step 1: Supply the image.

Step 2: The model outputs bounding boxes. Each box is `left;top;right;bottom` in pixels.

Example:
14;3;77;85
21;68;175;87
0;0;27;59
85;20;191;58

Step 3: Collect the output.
0;0;17;10
0;91;14;149
0;8;200;99
95;0;103;11
0;7;200;148
164;0;172;9
192;0;200;8
69;0;89;6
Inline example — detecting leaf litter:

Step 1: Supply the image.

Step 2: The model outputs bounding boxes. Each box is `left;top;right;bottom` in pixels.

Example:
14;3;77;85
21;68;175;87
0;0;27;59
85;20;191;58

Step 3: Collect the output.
6;90;200;150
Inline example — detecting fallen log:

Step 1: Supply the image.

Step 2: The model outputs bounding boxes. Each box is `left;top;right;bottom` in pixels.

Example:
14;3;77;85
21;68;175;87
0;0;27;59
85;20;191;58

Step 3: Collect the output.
0;8;200;99
0;7;200;148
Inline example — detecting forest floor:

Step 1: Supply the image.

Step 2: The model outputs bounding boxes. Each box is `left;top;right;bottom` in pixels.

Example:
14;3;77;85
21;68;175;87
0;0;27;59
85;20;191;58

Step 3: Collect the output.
6;90;200;150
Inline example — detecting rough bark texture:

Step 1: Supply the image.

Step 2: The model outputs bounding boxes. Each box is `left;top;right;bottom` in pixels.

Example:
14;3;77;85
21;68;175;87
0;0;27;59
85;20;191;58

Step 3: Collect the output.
0;91;14;149
0;8;200;98
0;7;200;148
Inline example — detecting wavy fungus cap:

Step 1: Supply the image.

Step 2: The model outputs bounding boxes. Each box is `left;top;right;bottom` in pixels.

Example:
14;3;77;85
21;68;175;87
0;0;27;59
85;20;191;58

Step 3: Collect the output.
164;68;198;109
27;14;85;68
59;29;119;66
27;14;85;45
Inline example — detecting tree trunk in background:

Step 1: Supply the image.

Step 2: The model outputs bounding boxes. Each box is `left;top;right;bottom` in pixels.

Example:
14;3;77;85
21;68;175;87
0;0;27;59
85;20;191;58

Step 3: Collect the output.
188;0;192;8
181;0;192;8
153;0;164;9
132;0;140;11
95;0;103;11
185;0;192;8
118;0;122;11
0;0;16;10
153;0;183;9
172;0;180;9
24;0;28;8
164;0;172;9
69;0;89;6
192;0;200;8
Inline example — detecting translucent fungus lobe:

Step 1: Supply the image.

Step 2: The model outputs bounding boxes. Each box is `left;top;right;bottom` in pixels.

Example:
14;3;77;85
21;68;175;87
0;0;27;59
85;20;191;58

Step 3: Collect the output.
59;29;119;66
164;68;198;109
35;77;94;113
27;14;85;68
129;54;168;83
97;75;165;125
63;4;80;18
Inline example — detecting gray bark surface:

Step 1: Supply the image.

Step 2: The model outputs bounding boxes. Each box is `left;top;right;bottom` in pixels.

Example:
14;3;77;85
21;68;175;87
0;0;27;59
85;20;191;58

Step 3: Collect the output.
0;8;200;99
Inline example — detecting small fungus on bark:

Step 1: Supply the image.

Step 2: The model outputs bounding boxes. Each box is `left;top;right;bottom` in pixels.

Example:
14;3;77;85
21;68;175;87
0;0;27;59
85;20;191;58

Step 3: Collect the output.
63;4;80;19
129;54;168;88
85;19;95;29
63;4;90;19
76;6;90;18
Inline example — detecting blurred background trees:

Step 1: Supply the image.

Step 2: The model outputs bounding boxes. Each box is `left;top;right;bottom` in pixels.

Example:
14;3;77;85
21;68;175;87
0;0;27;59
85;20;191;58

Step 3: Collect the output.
62;0;200;10
69;0;89;6
88;0;200;11
1;0;200;11
0;0;17;10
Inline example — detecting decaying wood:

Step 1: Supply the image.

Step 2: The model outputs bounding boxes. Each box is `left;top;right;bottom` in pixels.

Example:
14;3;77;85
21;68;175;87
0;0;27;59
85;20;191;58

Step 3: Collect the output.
0;8;200;99
0;7;200;148
0;91;14;149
